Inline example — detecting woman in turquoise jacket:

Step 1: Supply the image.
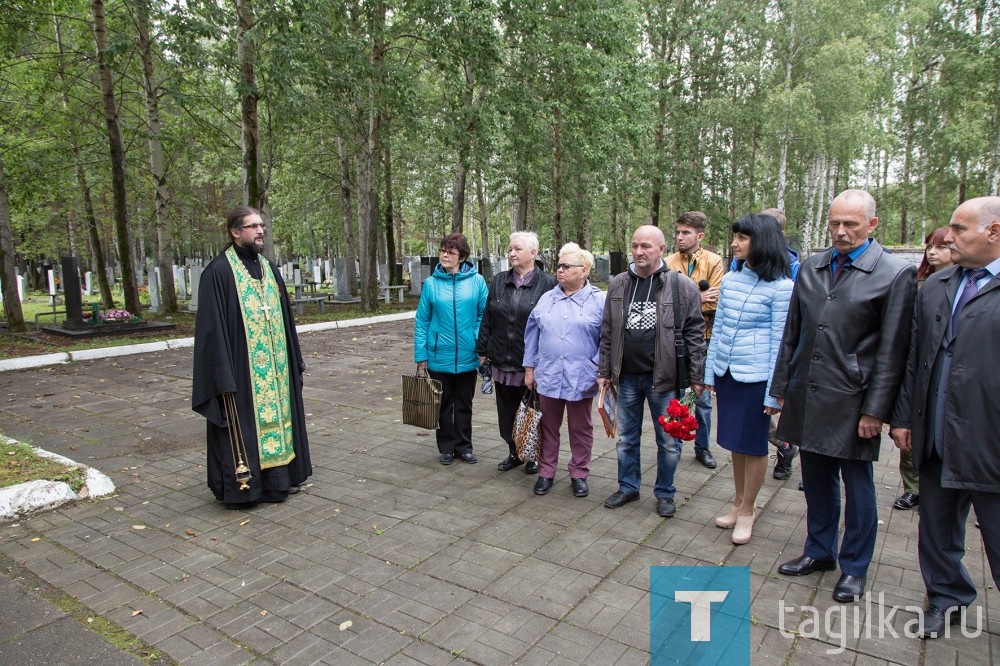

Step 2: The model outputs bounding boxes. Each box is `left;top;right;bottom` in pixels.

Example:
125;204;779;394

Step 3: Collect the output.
704;215;793;545
414;233;489;465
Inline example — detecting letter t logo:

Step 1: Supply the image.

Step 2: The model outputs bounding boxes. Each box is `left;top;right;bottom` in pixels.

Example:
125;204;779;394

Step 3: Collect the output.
674;591;730;641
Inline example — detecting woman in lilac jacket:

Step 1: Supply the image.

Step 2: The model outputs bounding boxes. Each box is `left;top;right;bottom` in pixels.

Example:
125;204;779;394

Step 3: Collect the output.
524;243;606;499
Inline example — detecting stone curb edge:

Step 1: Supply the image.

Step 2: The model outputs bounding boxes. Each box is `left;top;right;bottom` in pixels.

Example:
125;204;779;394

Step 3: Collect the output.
1;436;118;522
0;310;416;373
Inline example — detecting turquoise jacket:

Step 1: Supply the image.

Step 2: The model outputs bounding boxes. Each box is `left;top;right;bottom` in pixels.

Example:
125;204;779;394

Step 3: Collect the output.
414;261;489;373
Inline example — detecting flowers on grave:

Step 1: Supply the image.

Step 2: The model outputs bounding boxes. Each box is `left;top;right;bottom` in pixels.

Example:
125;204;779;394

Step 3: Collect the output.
657;397;699;441
101;309;141;323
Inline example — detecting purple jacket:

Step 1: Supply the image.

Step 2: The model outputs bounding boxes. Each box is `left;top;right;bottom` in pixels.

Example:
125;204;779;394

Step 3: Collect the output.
523;281;605;401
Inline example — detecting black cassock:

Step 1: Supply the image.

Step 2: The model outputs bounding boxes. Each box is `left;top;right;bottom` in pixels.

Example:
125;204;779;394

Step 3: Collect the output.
191;244;312;507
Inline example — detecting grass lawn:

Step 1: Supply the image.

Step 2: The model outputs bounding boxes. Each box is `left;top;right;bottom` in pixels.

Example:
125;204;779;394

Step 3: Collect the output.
1;439;87;492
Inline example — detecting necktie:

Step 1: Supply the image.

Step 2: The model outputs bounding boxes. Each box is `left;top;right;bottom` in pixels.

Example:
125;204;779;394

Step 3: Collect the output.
832;254;850;283
950;268;990;333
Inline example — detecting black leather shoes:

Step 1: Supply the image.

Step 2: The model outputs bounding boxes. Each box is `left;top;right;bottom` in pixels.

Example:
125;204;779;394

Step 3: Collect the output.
778;555;837;576
832;574;866;602
893;492;919;510
571;478;589;497
440;453;453;465
524;461;539;475
458;452;478;464
533;476;553;495
917;604;964;639
695;449;718;469
497;455;523;472
656;497;676;517
604;491;640;508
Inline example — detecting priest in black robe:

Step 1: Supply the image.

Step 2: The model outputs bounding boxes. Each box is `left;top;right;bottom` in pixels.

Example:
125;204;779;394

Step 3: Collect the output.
192;206;312;508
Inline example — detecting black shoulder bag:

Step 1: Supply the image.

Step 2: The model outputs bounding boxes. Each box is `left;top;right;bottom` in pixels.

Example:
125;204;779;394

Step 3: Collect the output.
671;271;691;391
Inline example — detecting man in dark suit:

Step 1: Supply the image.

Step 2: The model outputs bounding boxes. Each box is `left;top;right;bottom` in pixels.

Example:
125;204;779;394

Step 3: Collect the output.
890;196;1000;638
770;189;916;603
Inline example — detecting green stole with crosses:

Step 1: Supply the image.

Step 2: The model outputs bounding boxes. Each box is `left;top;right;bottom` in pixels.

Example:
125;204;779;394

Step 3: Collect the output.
225;246;296;469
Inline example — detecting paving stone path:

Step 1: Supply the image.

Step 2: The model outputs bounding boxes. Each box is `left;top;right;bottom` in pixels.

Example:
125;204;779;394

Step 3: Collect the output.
0;318;995;665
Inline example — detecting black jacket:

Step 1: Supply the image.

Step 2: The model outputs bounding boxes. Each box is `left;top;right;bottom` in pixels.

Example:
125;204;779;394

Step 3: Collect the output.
476;268;557;371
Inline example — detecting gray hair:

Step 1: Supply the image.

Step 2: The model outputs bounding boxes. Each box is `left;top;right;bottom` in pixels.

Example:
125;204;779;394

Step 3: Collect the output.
831;189;876;220
509;231;540;253
975;197;1000;230
558;242;595;272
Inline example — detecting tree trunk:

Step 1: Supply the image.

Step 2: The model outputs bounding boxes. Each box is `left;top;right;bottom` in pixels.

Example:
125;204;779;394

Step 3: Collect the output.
450;159;467;233
356;121;378;310
0;159;26;332
91;0;140;315
137;0;177;312
515;177;528;230
382;113;398;284
337;137;358;295
54;12;114;308
552;107;563;249
475;165;491;279
235;0;273;259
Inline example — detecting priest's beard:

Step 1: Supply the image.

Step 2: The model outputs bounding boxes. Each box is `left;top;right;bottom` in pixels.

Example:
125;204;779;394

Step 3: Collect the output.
238;238;265;254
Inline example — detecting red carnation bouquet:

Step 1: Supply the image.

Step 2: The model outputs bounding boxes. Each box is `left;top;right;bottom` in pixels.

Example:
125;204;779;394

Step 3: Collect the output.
657;397;699;440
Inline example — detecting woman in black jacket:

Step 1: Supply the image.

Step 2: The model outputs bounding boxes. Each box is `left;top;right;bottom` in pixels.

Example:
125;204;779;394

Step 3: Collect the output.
477;232;558;473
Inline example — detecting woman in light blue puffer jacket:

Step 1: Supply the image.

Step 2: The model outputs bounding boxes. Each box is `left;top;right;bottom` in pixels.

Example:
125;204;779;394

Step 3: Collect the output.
704;214;793;545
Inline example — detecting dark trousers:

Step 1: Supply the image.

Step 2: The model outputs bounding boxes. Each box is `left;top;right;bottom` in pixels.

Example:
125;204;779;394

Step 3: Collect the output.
918;456;1000;609
800;450;877;577
494;381;526;457
429;370;477;456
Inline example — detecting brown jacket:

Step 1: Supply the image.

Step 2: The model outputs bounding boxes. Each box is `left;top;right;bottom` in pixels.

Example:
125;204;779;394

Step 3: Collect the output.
665;248;724;338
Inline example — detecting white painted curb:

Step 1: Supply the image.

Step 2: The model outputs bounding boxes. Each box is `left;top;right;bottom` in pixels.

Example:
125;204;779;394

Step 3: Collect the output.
0;311;415;372
0;438;116;522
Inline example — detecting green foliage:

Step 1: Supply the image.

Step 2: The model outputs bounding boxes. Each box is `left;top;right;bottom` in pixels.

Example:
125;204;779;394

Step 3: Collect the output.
0;0;998;271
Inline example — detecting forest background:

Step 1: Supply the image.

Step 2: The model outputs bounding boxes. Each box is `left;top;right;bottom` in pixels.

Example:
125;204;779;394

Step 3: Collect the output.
1;0;998;329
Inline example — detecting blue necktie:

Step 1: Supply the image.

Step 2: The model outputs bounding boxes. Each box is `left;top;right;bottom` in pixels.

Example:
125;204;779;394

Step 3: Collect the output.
950;268;990;334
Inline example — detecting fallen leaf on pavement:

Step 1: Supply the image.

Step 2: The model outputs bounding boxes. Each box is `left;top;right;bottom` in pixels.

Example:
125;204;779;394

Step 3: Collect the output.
239;519;250;526
339;620;352;631
131;609;144;617
185;529;197;537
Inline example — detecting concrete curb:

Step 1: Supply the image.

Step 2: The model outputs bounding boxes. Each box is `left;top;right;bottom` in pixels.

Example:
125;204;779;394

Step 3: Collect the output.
0;437;117;522
0;310;415;373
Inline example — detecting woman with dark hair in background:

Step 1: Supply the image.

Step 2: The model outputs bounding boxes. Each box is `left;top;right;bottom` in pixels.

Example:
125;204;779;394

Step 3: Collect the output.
893;226;954;511
414;233;489;465
477;232;557;474
704;214;793;544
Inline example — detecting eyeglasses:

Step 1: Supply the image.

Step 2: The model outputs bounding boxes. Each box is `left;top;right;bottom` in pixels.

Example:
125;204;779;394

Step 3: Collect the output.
556;263;583;271
439;249;460;257
241;223;267;231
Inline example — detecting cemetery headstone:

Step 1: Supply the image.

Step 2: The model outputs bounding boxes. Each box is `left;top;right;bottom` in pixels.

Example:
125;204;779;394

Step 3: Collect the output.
408;258;422;296
148;268;161;312
595;255;610;283
60;257;85;329
189;265;203;311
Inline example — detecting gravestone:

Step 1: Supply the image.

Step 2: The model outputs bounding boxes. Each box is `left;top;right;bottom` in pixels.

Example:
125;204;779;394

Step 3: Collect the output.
421;256;432;282
595;255;610;283
60;257;85;329
408;258;422;296
293;265;302;287
178;266;190;300
333;257;354;301
189;264;203;311
378;263;388;288
313;265;321;285
324;259;332;283
148;268;161;312
610;251;624;277
498;257;509;273
84;271;93;296
17;275;26;302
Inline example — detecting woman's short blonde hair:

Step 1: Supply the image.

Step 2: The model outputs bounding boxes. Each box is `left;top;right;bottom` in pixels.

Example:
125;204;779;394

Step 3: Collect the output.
558;242;594;272
509;231;539;253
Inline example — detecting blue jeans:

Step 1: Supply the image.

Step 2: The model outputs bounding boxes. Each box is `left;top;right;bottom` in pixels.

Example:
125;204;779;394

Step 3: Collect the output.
681;388;713;452
615;373;680;499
